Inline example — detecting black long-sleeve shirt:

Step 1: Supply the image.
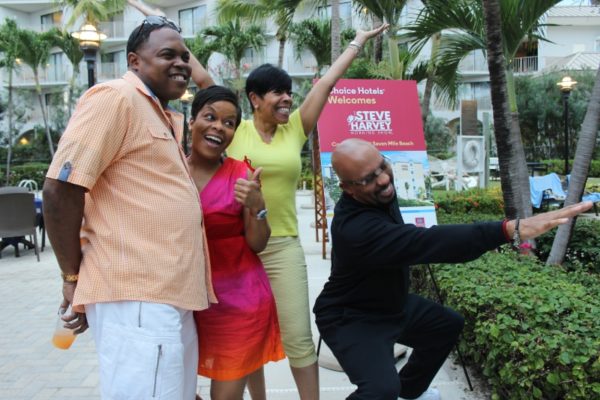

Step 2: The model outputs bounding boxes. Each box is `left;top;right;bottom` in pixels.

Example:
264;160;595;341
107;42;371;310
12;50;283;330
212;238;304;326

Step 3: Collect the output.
314;193;508;318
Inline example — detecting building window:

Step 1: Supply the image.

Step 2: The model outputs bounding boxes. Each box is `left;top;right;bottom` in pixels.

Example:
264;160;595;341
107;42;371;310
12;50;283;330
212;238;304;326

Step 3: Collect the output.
47;53;63;81
595;37;600;52
100;12;124;38
101;50;127;79
318;1;352;27
179;5;207;36
41;11;62;31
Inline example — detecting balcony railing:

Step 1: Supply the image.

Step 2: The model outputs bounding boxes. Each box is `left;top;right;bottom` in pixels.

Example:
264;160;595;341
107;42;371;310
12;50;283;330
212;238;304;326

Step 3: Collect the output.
12;65;67;85
431;95;492;112
180;18;209;38
512;56;538;74
98;62;127;81
40;22;61;32
98;21;139;39
458;52;488;73
238;53;318;76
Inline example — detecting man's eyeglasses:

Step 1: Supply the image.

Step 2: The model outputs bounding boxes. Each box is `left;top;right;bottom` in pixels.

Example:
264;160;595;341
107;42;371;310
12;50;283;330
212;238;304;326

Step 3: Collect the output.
136;16;181;36
344;155;392;186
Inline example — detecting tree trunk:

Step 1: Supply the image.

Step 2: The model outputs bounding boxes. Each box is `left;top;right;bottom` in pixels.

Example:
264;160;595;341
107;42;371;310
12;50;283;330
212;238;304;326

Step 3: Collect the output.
372;15;383;63
421;32;441;125
482;0;518;218
277;38;285;68
5;71;14;185
508;110;532;219
482;0;531;220
35;73;55;157
330;0;341;63
388;35;403;79
547;66;600;265
68;70;78;119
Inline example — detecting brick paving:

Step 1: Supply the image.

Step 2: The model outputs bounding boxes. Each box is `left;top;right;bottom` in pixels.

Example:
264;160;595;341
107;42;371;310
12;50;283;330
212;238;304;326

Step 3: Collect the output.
0;192;489;399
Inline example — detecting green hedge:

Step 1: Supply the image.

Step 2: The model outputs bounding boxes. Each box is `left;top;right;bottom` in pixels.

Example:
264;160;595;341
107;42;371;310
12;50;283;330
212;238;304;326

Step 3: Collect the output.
434;187;505;215
436;209;504;225
535;218;600;273
542;159;600;177
430;252;600;399
0;162;49;188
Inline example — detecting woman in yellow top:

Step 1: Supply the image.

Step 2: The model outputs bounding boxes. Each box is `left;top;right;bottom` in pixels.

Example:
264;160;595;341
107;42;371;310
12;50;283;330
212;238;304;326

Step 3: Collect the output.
194;24;388;399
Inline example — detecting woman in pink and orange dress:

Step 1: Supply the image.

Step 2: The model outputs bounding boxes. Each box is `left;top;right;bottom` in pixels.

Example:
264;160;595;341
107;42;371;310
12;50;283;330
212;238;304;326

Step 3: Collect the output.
188;85;284;400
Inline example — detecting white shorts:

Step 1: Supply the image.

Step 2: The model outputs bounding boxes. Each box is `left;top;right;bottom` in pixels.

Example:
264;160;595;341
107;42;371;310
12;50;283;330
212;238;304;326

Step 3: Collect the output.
86;301;198;400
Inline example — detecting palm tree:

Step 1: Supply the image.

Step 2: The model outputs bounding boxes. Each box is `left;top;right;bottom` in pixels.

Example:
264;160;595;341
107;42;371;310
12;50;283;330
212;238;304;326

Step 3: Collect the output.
406;0;561;218
216;0;321;68
418;0;440;124
16;29;57;157
45;27;83;118
202;19;265;93
331;0;341;61
0;19;22;184
289;19;332;77
481;0;530;219
547;66;600;265
184;35;217;69
352;0;409;79
58;0;128;27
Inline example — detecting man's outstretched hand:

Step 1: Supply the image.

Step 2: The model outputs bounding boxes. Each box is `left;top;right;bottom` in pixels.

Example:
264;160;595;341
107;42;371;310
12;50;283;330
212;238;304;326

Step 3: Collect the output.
506;201;593;241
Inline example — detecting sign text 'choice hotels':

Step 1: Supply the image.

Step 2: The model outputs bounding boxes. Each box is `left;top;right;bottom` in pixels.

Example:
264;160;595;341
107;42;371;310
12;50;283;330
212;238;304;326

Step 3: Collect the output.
317;79;426;152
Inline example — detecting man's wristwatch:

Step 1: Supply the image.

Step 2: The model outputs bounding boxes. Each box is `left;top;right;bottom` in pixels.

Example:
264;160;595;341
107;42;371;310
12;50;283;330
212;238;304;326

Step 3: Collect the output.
256;209;268;220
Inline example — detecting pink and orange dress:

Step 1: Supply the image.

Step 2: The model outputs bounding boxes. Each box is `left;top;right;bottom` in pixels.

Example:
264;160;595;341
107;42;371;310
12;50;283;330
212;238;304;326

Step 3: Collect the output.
195;157;285;381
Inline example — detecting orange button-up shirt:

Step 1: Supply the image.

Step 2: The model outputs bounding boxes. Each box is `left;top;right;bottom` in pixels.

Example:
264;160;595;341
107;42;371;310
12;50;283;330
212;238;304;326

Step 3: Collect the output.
47;71;216;311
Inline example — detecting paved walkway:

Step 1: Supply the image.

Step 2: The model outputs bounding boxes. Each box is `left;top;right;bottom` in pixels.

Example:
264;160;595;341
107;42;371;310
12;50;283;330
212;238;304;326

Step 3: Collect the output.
0;191;489;399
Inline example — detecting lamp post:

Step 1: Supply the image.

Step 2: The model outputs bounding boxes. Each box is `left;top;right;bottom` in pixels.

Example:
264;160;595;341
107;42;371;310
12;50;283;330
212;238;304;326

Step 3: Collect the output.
556;76;577;176
72;23;107;88
180;89;194;155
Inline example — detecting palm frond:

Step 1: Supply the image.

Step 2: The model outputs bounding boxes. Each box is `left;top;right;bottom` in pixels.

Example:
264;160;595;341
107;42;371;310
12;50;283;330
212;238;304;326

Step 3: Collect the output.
216;0;269;24
288;18;331;69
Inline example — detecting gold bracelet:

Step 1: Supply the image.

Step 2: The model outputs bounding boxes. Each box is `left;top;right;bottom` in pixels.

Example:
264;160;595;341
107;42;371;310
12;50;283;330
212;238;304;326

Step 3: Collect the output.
61;272;79;282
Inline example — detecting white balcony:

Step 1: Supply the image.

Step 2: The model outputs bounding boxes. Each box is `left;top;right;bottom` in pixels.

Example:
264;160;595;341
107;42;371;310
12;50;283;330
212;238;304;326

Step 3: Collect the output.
513;56;538;74
431;95;492;112
98;61;127;82
98;20;140;41
238;53;317;78
12;65;67;86
458;52;488;74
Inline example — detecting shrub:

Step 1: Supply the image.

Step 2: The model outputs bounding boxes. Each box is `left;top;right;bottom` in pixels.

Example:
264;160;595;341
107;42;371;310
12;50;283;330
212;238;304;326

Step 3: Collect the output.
434;187;504;215
536;218;600;273
436;209;504;225
430;252;600;399
542;159;600;177
0;162;49;188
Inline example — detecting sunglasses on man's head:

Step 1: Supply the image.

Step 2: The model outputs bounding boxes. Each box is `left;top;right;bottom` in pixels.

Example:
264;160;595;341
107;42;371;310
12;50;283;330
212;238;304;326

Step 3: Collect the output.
134;16;181;39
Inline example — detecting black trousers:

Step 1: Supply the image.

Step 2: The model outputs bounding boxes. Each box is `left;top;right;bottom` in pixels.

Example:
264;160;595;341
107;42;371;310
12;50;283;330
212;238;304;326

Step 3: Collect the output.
316;294;464;400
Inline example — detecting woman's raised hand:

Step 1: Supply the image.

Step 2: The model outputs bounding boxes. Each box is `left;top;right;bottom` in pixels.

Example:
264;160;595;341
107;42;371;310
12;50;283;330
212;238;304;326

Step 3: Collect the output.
354;23;390;46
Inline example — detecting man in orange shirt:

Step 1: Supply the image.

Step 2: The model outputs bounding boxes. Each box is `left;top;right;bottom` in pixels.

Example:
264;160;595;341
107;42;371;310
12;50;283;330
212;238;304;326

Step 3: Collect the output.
43;17;214;399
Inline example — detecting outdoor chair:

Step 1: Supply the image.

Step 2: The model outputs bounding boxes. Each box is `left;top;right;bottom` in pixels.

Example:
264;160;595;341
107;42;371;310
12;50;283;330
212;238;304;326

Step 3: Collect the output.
0;191;40;261
18;179;38;192
529;173;566;210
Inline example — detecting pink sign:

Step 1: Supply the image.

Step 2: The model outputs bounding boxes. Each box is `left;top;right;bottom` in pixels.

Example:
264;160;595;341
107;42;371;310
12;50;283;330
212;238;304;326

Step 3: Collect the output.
317;79;425;152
